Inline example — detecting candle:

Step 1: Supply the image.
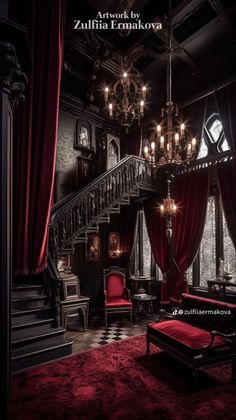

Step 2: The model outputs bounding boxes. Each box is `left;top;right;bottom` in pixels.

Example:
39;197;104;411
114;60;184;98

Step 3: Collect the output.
187;143;191;155
192;137;196;151
104;87;109;101
140;100;144;114
174;133;179;146
144;145;149;157
160;136;164;149
160;204;164;214
180;123;185;136
157;124;161;136
167;143;170;151
142;86;146;99
151;141;155;153
109;103;113;117
123;71;128;78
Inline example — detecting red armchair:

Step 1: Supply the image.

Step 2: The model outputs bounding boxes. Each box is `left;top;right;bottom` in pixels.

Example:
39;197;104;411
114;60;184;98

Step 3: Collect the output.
103;267;132;328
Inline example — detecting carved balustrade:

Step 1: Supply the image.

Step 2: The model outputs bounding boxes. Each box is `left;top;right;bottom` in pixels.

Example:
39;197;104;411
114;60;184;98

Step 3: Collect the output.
50;155;156;259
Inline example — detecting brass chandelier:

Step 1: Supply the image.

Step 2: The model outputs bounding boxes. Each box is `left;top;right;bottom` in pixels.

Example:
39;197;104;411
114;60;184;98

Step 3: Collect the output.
103;58;147;132
143;0;198;168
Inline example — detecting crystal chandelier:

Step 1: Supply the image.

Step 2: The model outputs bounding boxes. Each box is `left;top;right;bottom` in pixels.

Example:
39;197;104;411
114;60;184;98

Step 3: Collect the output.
143;0;198;167
160;178;177;242
103;58;147;133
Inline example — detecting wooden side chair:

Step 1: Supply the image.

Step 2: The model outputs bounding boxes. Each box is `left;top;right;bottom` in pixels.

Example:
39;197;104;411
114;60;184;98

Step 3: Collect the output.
103;266;132;328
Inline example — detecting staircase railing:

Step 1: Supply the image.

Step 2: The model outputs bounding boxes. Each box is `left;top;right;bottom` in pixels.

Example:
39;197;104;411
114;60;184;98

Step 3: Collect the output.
49;155;157;259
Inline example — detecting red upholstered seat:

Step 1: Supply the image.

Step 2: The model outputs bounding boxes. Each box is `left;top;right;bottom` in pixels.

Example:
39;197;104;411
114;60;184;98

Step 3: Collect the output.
105;298;132;307
103;267;132;327
147;320;230;356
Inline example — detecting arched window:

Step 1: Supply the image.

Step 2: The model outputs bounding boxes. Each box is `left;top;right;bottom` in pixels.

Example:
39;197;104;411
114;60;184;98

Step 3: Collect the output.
198;113;230;159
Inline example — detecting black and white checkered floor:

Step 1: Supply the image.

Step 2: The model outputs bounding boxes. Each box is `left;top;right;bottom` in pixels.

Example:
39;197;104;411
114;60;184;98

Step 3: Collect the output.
65;312;159;354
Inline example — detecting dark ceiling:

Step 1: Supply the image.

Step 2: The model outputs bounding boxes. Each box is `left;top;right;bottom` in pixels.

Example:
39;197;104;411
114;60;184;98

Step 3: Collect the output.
62;0;236;125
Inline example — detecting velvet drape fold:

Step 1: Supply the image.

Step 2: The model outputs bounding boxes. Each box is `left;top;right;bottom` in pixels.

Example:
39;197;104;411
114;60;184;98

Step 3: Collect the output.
11;0;65;274
144;169;210;303
217;160;236;250
144;199;171;302
121;126;142;157
214;82;236;148
120;206;138;270
171;168;210;302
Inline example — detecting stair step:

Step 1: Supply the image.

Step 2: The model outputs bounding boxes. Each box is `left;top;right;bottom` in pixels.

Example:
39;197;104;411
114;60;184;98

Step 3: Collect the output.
12;284;44;298
12;314;55;330
108;206;120;214
12;306;51;318
11;340;73;372
120;198;130;205
74;236;87;244
97;216;110;224
12;295;49;310
12;326;65;347
129;190;139;197
12;330;68;358
13;279;44;288
86;225;99;233
12;295;48;302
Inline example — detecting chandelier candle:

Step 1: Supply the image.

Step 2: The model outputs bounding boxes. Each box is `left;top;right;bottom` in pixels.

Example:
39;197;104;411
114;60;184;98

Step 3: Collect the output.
143;0;199;167
103;59;147;132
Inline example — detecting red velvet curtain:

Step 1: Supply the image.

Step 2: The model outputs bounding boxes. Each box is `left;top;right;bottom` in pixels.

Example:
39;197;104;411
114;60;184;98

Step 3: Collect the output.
144;199;171;303
181;97;207;141
11;0;65;274
214;82;236;148
120;205;138;269
172;168;210;302
217;160;236;249
120;126;142;157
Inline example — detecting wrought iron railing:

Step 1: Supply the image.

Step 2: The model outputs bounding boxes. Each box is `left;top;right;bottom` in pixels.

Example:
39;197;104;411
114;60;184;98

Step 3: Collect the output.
50;155;157;259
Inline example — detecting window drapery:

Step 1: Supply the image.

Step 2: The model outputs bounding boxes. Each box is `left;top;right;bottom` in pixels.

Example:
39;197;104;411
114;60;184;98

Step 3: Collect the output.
144;199;171;302
215;82;236;148
171;168;210;301
217;160;236;251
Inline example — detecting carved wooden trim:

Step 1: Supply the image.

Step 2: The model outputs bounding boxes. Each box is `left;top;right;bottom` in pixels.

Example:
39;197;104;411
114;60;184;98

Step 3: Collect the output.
50;155;157;259
0;41;27;107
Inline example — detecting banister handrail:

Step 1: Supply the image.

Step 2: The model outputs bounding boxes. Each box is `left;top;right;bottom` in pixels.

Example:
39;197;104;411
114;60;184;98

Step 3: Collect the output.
49;155;157;259
51;154;134;217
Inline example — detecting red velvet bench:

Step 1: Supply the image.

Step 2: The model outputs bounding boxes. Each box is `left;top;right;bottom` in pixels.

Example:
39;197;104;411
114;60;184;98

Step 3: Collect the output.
146;293;236;388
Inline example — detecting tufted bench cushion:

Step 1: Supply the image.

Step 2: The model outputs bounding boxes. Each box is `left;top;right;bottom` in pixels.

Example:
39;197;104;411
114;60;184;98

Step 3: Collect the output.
147;319;231;356
146;293;236;388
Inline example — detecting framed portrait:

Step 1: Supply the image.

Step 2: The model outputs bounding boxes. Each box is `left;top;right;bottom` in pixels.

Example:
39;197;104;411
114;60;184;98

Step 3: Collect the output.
86;233;100;261
108;232;121;259
75;119;92;150
57;254;72;273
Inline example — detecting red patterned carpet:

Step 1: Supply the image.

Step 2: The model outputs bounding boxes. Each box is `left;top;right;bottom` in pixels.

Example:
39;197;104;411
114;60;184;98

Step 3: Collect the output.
10;334;236;420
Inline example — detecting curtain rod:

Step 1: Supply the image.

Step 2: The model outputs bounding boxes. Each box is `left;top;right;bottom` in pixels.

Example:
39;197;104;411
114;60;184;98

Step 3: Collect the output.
180;75;236;109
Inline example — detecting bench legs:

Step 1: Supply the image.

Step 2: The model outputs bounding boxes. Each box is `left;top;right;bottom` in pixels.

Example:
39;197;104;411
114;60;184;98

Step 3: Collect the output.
232;357;236;383
192;368;200;391
146;335;150;355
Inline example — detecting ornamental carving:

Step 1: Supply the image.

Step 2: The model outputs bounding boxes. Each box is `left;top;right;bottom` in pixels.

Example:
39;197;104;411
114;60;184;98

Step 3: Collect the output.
0;41;28;106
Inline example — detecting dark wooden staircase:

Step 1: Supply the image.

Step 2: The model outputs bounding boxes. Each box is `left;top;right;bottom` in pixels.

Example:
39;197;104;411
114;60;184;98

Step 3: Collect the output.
11;155;158;371
11;277;73;372
50;154;158;258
